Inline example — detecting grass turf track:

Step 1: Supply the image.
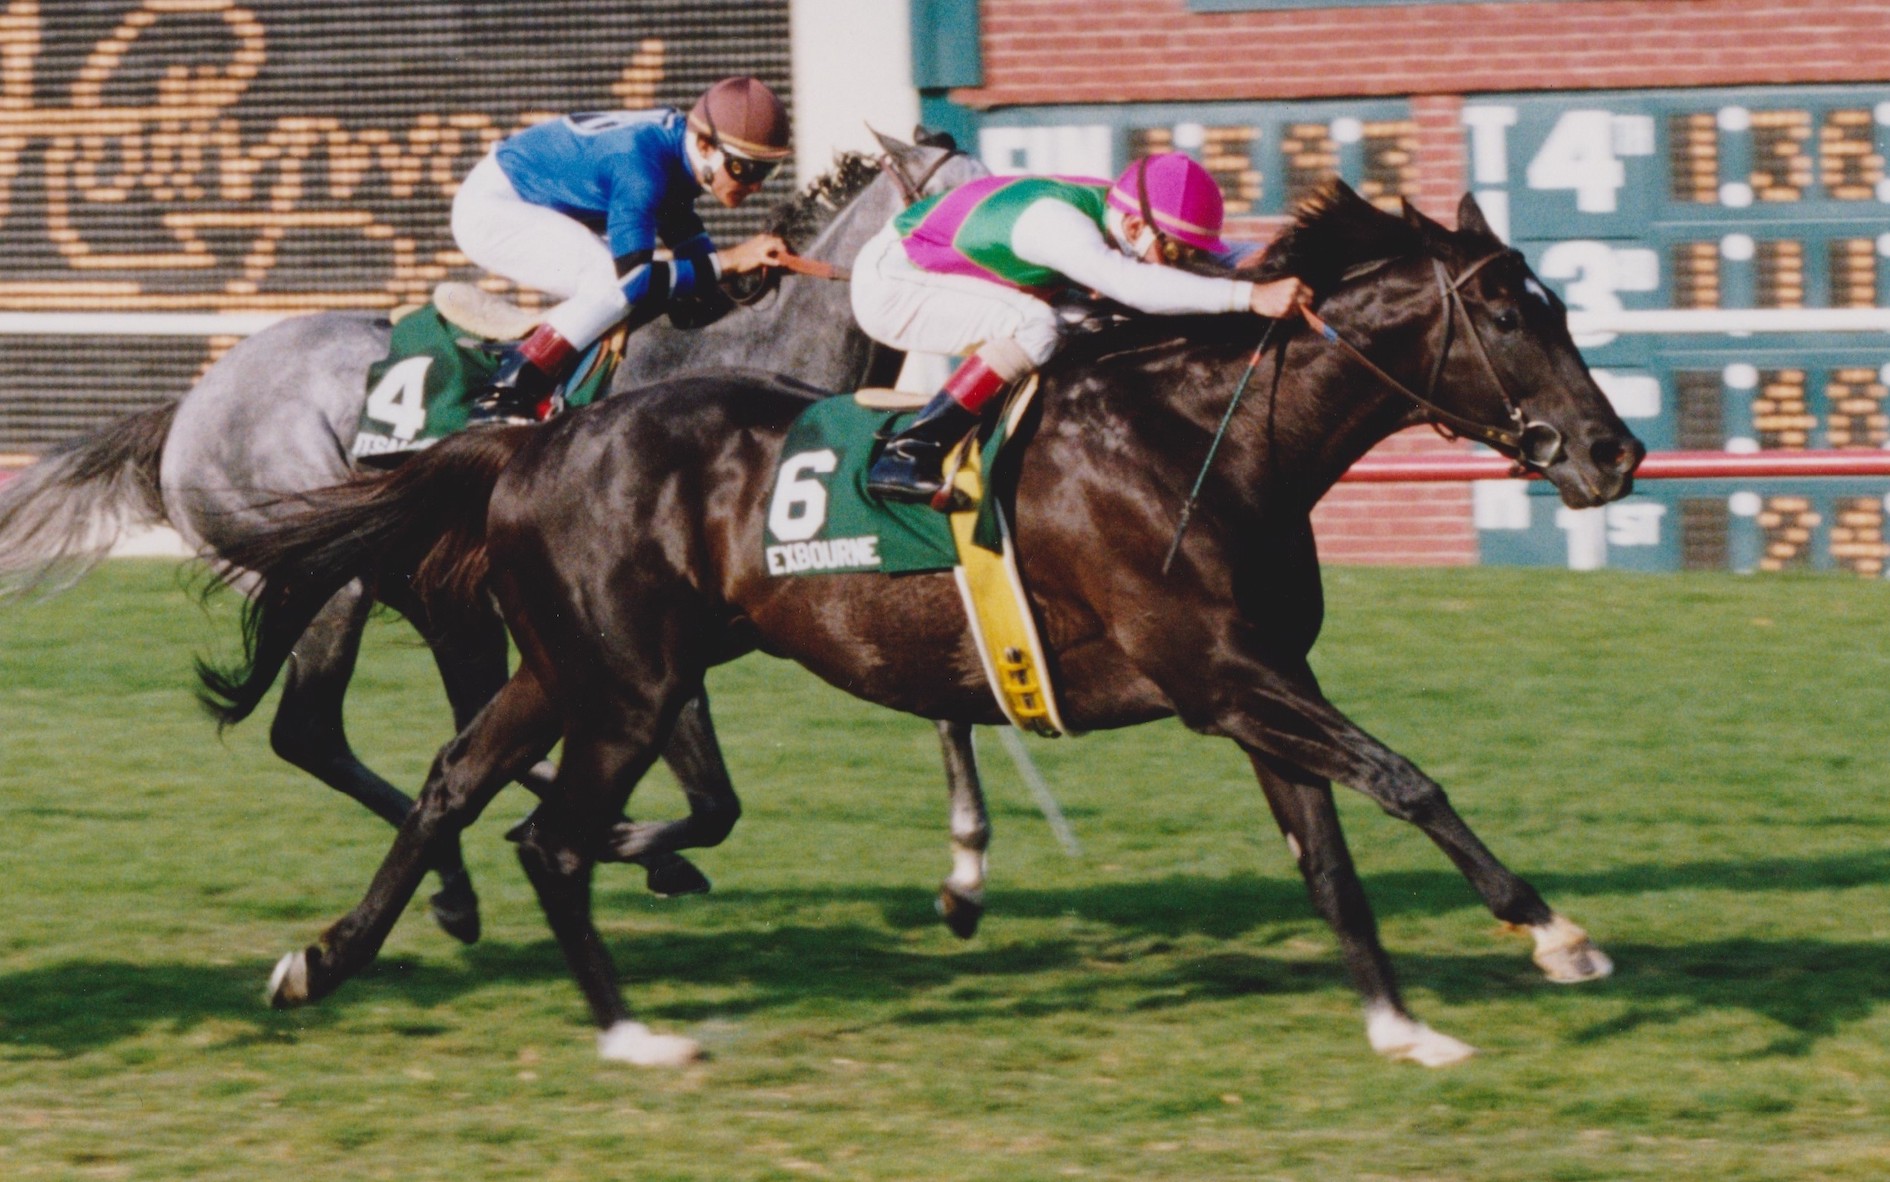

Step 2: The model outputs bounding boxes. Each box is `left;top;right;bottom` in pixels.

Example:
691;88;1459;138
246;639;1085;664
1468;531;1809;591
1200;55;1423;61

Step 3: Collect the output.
3;560;1890;1180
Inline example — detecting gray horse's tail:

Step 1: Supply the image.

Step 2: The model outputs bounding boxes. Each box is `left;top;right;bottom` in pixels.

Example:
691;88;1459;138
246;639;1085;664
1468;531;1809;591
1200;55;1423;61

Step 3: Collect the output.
0;400;178;599
196;426;533;729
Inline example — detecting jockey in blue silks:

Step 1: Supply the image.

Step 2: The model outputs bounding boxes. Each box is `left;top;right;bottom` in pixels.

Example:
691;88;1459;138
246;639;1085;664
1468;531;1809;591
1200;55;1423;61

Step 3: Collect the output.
451;76;793;424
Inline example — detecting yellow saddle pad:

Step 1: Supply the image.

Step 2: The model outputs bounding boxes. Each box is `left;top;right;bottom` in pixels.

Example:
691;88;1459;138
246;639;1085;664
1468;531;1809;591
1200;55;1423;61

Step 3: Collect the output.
942;378;1068;738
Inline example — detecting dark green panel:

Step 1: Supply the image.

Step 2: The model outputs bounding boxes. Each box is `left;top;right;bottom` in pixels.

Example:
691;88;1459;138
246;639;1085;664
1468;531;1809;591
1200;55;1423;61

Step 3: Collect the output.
1465;86;1890;240
1466;86;1890;576
918;93;982;155
965;98;1418;218
1476;347;1890;575
909;0;982;89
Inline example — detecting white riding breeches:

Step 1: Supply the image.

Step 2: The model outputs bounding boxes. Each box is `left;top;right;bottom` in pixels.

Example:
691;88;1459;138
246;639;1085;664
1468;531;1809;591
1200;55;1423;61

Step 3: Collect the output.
450;151;632;347
850;223;1063;368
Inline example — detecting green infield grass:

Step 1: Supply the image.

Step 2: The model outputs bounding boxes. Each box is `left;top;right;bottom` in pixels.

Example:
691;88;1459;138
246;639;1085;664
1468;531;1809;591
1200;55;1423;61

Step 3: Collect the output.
4;560;1890;1180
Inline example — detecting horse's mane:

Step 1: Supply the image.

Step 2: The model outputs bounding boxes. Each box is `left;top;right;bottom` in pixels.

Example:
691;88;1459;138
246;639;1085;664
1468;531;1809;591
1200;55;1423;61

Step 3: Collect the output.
1246;178;1433;292
763;152;882;249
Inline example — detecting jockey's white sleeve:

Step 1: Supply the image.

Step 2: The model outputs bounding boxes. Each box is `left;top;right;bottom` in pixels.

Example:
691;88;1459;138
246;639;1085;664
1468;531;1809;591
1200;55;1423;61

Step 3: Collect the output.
1010;199;1255;315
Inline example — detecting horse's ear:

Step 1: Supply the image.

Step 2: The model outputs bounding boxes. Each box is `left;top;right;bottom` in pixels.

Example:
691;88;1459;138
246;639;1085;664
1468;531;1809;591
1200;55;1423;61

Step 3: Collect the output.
913;125;957;152
1455;192;1501;243
869;126;914;159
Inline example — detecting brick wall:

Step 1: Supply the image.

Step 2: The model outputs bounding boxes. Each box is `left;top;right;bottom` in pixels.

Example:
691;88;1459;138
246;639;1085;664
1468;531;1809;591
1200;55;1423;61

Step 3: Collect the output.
958;1;1890;110
950;0;1889;564
1310;429;1478;564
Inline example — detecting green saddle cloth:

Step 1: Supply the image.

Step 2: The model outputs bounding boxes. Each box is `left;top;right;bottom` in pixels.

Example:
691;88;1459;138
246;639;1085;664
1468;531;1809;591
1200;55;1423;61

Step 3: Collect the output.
764;397;1015;577
350;303;617;463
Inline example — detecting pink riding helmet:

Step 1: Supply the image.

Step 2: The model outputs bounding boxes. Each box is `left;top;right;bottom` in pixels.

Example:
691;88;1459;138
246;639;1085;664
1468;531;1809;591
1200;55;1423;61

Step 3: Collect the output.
1106;153;1228;255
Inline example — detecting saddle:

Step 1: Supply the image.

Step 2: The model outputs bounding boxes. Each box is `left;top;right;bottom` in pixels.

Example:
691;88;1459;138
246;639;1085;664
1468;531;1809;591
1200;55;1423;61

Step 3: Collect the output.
350;283;622;465
763;379;1067;736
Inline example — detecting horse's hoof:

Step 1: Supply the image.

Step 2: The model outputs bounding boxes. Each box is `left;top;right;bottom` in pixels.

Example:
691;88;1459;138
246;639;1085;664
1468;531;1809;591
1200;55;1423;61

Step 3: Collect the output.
645;856;711;898
429;886;481;946
504;812;537;844
1366;1005;1476;1067
597;1021;703;1067
267;950;310;1009
1526;914;1614;984
936;885;984;940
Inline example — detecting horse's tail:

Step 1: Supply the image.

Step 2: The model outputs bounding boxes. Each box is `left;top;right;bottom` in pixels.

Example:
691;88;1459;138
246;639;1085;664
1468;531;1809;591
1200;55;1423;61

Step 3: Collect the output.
195;426;533;730
0;400;178;600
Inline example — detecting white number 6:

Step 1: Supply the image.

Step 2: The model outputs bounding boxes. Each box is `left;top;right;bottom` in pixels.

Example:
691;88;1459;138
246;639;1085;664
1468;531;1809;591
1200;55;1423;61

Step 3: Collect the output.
768;449;838;542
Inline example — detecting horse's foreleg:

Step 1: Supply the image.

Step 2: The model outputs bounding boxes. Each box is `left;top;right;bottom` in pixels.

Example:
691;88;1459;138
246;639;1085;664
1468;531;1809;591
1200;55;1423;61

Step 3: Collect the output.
269;579;479;944
935;720;990;938
1217;664;1612;987
1250;753;1475;1065
268;668;559;1009
1134;624;1610;994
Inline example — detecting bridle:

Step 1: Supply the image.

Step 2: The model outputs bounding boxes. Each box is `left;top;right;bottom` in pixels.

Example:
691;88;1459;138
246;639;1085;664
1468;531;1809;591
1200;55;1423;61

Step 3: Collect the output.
1304;251;1566;471
1162;249;1564;574
878;142;961;208
740;143;967;296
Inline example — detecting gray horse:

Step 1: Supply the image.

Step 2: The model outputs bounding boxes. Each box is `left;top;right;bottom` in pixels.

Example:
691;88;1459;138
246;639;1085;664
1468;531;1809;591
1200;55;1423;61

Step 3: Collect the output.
0;131;996;941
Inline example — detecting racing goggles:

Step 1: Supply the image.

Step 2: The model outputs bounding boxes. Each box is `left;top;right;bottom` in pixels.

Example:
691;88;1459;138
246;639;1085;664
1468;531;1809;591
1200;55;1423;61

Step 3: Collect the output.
1152;234;1203;267
721;151;778;185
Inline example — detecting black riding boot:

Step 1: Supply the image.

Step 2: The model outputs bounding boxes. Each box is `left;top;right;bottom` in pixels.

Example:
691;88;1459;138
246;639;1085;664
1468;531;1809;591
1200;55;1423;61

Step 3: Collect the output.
866;392;982;504
467;351;557;426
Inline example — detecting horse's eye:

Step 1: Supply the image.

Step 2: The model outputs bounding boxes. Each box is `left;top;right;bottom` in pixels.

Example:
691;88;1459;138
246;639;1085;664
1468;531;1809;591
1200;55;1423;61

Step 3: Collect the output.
1491;309;1520;331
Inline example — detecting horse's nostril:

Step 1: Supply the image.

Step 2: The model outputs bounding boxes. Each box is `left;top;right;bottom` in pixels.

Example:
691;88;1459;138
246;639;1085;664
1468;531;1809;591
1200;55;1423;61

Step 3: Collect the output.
1590;437;1644;476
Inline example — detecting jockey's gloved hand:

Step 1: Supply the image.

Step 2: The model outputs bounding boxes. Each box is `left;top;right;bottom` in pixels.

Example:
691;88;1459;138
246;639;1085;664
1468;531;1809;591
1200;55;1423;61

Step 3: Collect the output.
1250;277;1312;319
717;233;790;275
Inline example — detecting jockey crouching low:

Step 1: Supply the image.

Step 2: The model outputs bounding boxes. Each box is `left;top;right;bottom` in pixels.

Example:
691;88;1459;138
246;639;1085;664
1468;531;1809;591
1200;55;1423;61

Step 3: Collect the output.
851;153;1313;505
451;76;794;425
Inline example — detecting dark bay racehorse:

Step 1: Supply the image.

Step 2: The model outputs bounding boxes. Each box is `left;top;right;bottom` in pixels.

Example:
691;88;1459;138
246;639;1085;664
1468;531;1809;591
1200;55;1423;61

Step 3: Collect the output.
203;180;1643;1066
0;132;989;939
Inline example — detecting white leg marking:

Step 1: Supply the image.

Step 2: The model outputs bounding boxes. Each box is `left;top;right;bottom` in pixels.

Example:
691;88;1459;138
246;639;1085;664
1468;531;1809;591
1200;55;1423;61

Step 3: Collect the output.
1365;1002;1477;1067
1284;833;1302;860
267;950;309;1007
946;843;987;900
596;1021;702;1067
1529;913;1614;983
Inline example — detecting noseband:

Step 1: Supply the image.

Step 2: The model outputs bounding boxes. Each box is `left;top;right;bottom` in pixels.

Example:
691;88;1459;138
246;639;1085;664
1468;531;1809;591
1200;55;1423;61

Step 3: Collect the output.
1304;253;1566;471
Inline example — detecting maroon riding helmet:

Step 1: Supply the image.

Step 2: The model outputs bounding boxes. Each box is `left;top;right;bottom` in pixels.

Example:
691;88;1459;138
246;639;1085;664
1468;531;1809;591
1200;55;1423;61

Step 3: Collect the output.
688;76;791;183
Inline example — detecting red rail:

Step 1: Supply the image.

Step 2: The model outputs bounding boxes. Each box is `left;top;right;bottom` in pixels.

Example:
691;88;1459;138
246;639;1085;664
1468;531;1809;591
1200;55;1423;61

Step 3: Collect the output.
1342;450;1890;483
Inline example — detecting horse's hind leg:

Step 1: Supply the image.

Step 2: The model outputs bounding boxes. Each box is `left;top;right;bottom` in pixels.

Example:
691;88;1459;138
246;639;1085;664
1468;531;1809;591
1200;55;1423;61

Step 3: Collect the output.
935;720;990;939
520;709;702;1065
267;667;560;1009
420;597;717;900
268;579;480;944
1250;754;1474;1066
597;691;737;897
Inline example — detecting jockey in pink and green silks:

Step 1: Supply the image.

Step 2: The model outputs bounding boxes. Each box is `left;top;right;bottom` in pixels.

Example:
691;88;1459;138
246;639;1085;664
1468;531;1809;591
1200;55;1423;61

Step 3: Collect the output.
850;152;1313;505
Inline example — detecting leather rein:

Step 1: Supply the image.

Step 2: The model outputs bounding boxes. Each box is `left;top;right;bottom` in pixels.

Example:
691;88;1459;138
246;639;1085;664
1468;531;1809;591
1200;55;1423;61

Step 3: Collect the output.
1302;251;1566;471
760;146;963;287
1161;249;1563;574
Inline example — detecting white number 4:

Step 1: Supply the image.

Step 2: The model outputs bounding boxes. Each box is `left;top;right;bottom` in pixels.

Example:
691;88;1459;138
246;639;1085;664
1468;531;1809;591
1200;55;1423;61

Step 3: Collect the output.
363;356;432;441
1526;110;1626;214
